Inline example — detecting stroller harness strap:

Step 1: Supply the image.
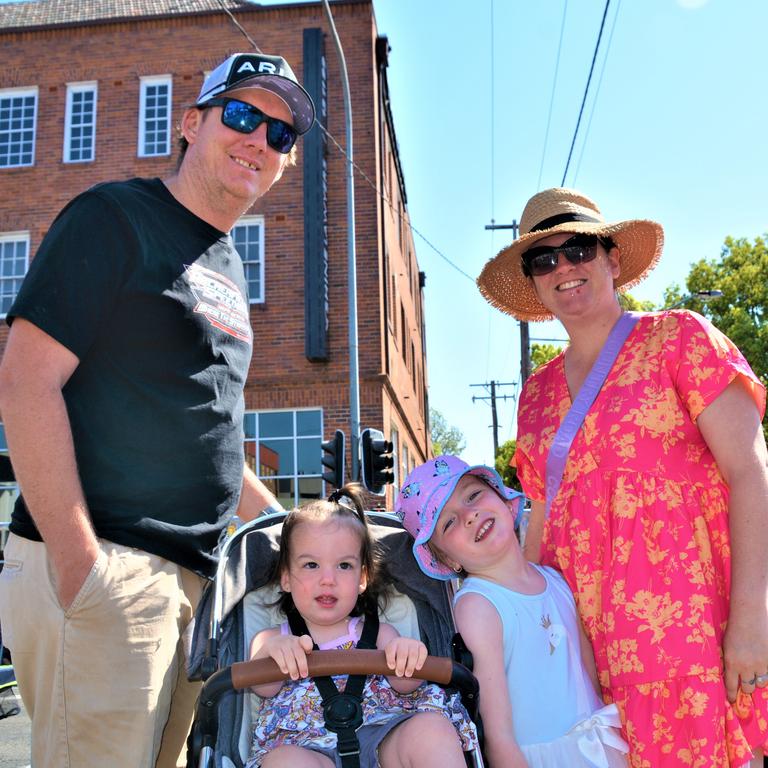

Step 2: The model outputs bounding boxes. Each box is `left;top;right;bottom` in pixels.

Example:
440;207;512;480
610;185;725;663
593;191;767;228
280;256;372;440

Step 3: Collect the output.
287;608;380;768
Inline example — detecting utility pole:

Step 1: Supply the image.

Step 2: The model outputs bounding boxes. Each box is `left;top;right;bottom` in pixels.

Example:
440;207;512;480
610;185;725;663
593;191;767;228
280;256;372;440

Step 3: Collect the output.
485;219;531;385
520;321;531;383
471;381;517;457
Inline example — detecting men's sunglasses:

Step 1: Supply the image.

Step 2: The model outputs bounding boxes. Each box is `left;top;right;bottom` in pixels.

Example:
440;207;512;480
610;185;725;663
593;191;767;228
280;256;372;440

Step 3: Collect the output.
521;233;611;277
200;97;297;154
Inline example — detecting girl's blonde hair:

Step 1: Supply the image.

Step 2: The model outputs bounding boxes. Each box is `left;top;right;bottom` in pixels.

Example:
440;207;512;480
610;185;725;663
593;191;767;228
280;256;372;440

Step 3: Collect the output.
274;482;386;617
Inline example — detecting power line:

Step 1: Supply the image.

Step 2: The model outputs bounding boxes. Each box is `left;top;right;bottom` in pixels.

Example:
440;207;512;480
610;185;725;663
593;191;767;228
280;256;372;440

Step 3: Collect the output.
471;381;518;457
490;0;495;223
216;0;475;285
487;0;496;383
505;375;522;443
318;122;476;282
214;0;262;52
572;0;622;184
537;0;568;190
560;0;611;187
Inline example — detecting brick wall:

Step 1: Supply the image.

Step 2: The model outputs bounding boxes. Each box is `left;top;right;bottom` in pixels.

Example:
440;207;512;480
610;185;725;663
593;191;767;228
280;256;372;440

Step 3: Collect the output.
0;0;429;508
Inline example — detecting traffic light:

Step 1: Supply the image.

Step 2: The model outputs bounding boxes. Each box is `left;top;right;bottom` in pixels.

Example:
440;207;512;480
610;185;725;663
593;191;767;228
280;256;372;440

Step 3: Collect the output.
360;428;394;496
321;430;345;489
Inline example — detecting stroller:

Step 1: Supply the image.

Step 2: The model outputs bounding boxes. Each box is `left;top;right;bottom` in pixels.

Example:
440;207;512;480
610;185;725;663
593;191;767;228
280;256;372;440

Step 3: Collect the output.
186;510;485;768
0;519;20;720
0;651;19;720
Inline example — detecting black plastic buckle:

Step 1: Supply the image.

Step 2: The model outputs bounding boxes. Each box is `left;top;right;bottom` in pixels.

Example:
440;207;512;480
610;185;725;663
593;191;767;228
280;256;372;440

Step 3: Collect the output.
322;693;364;734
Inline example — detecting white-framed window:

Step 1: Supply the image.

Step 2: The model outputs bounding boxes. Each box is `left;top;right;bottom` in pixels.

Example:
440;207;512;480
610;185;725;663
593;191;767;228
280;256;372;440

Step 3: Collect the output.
0;87;37;168
0;232;29;317
64;82;97;163
243;408;324;509
138;75;172;157
232;216;265;303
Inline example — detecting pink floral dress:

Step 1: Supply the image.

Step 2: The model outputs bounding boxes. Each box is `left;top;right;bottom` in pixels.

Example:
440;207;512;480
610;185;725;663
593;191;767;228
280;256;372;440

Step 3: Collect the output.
516;311;768;767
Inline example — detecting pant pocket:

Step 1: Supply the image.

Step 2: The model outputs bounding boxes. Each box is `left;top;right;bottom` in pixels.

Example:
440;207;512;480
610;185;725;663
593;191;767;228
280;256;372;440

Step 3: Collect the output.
0;560;22;650
63;546;109;616
0;557;22;578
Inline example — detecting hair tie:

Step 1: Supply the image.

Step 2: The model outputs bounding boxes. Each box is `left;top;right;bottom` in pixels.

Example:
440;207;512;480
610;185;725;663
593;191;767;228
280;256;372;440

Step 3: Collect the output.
327;489;366;525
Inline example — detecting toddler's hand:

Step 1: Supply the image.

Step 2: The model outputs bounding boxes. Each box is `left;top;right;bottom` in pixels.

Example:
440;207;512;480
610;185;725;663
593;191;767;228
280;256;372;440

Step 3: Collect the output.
264;633;314;680
384;636;428;678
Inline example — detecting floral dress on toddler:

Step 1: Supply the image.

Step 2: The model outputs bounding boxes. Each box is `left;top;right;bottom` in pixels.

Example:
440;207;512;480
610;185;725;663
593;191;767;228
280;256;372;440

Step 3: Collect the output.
247;616;477;767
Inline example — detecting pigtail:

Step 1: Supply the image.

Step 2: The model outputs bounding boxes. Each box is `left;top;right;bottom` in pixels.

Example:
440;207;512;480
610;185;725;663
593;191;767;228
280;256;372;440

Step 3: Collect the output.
327;483;367;526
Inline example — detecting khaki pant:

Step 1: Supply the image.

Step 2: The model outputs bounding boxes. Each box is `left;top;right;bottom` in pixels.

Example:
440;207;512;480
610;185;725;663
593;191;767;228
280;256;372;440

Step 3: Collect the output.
0;533;204;768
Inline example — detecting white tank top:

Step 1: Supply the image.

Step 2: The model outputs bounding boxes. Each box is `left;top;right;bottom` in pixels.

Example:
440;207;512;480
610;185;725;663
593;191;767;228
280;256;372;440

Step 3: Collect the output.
455;565;603;746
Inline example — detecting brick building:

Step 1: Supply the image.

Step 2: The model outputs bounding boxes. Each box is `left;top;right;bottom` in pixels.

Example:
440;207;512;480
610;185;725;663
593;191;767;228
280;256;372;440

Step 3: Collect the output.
0;0;430;519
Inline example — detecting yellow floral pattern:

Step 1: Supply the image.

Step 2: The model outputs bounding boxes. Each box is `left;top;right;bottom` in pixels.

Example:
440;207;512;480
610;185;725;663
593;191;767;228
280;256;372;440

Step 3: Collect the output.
516;311;768;766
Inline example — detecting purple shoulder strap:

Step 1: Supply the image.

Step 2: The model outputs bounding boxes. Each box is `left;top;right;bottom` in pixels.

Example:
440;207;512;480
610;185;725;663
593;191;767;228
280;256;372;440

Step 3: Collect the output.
544;312;640;518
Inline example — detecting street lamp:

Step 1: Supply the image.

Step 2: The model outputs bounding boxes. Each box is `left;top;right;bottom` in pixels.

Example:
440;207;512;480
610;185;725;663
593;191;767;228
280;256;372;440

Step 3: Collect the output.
667;289;723;310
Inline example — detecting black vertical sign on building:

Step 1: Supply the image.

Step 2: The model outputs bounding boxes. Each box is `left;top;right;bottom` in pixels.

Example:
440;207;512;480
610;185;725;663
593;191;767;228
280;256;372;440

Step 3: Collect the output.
303;28;329;361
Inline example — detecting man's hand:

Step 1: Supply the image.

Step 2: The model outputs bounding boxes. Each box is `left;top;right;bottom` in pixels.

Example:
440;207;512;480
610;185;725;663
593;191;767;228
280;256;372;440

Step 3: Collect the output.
54;540;100;610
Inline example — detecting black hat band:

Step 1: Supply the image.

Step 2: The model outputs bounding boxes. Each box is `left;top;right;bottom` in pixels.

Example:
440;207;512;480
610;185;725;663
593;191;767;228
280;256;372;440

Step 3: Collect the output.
530;212;602;232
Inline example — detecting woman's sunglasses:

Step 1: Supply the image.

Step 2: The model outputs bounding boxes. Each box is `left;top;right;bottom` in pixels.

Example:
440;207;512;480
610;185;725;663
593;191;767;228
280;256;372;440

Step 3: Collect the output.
199;97;298;154
521;233;612;277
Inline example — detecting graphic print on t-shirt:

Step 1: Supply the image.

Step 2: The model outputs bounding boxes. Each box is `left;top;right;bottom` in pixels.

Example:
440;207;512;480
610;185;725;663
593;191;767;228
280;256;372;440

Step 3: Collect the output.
185;263;252;342
540;614;565;655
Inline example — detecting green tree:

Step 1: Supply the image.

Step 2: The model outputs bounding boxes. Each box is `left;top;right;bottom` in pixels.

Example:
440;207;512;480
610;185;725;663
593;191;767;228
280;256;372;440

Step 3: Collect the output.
530;342;563;371
619;292;655;312
430;407;466;456
664;234;768;438
494;438;521;491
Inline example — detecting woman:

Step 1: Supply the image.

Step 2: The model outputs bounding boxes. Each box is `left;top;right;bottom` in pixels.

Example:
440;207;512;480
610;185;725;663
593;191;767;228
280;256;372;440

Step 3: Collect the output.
477;187;768;767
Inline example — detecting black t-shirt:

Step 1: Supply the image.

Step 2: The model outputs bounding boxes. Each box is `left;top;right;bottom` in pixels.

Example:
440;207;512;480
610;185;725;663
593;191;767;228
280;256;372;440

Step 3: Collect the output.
8;178;253;577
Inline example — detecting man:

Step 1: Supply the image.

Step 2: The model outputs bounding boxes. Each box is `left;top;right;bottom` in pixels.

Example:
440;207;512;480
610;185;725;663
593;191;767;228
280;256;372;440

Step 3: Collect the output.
0;53;315;768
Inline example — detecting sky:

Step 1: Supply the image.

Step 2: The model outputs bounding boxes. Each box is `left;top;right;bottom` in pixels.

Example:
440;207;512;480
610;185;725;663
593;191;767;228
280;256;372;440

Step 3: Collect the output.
4;0;766;466
370;0;768;464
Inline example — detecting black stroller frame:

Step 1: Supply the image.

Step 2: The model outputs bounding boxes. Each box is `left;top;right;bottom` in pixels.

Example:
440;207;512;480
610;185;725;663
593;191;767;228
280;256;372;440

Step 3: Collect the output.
187;510;485;768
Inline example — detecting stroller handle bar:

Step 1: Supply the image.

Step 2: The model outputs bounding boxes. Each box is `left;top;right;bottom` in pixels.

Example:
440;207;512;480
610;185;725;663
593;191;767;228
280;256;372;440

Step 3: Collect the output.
229;649;477;691
188;650;479;766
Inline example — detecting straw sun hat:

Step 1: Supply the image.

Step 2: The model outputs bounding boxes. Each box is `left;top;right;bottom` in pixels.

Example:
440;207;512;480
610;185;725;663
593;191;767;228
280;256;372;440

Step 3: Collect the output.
477;188;665;322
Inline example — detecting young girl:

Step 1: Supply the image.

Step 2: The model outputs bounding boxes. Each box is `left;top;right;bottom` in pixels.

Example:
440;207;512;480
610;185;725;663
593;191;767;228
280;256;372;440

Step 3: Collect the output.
397;456;629;768
246;483;475;768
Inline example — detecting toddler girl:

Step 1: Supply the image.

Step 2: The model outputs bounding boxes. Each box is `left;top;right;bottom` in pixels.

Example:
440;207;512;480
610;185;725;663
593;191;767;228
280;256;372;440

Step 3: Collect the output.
397;456;628;768
246;483;474;768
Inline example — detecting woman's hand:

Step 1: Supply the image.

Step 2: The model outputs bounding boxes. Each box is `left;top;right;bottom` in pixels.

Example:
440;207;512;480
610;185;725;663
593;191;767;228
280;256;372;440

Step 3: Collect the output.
723;603;768;702
383;636;428;678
